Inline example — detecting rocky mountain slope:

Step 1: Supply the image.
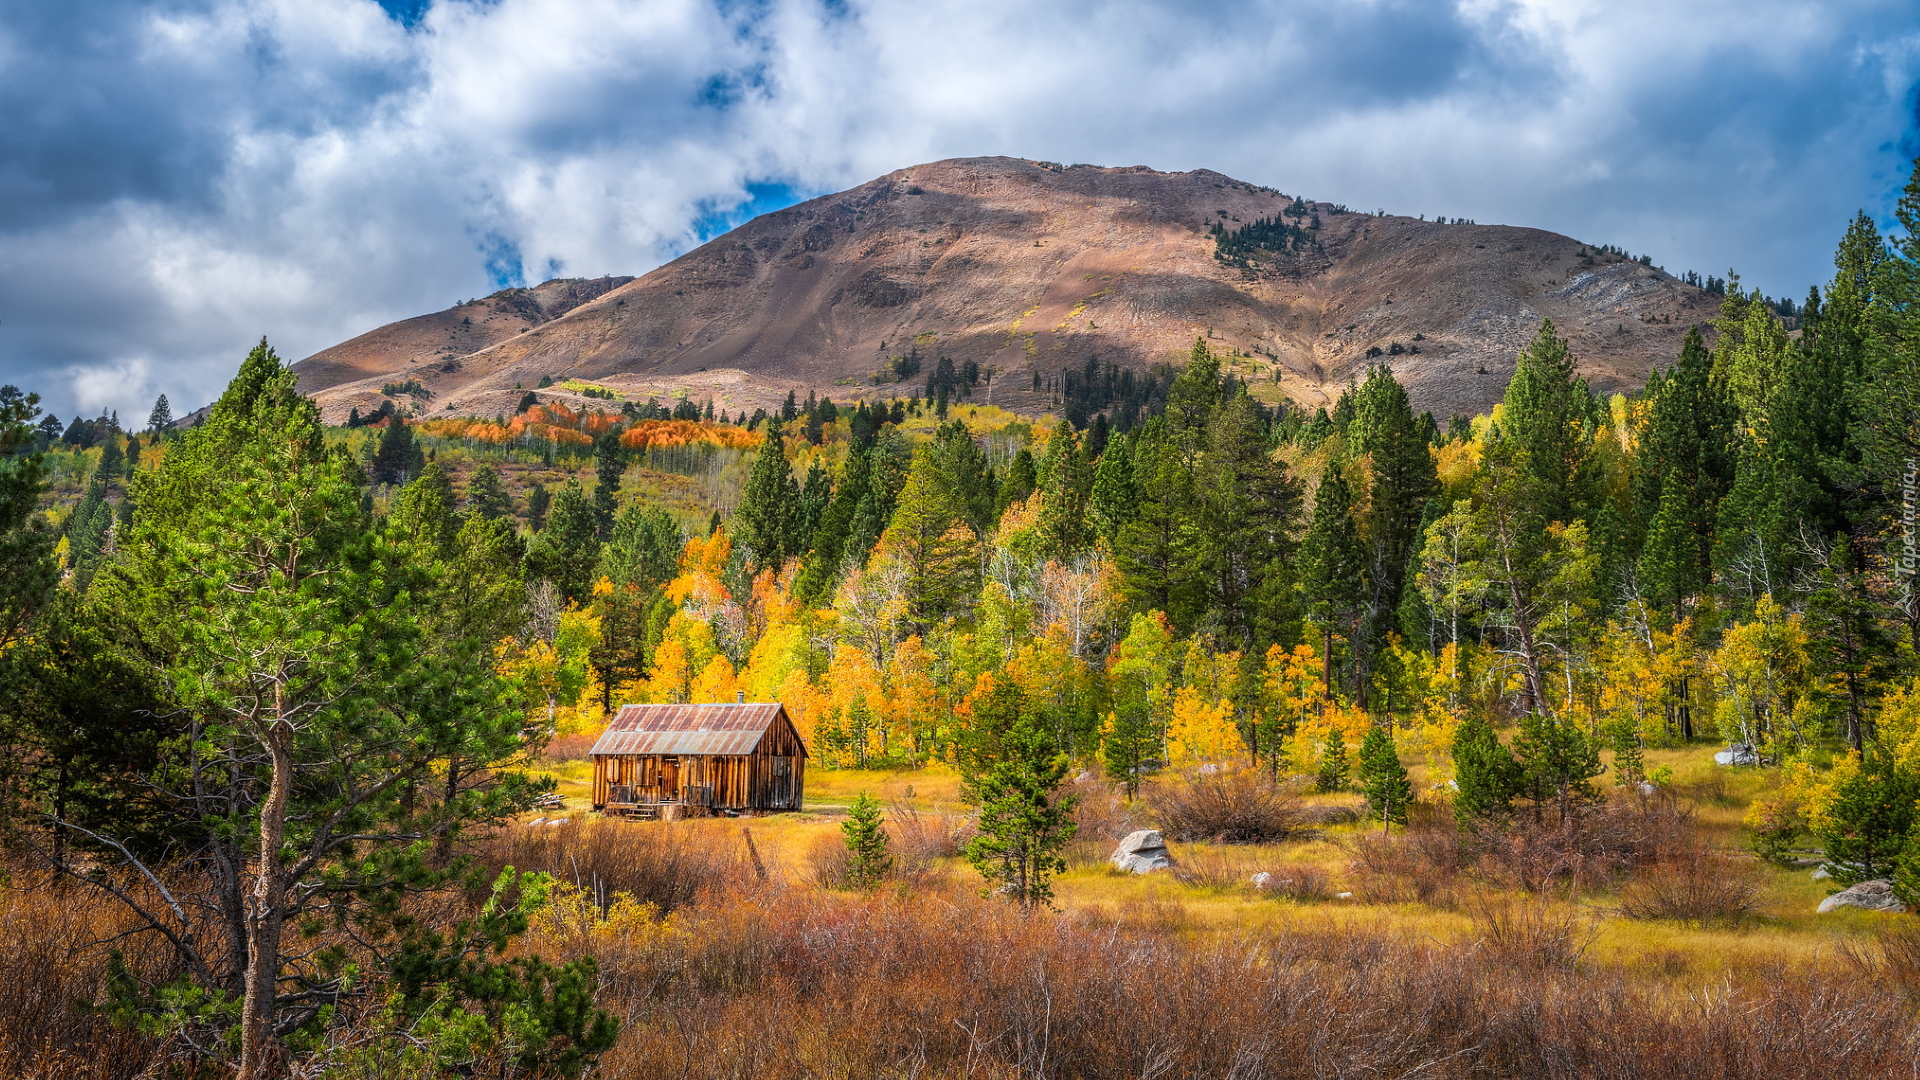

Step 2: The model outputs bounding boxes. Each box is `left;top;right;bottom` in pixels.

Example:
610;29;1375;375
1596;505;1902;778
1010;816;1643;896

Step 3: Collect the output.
293;157;1721;423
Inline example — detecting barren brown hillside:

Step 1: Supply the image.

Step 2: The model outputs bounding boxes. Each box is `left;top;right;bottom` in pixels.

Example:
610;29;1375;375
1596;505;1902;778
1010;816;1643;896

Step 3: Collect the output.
293;157;1722;423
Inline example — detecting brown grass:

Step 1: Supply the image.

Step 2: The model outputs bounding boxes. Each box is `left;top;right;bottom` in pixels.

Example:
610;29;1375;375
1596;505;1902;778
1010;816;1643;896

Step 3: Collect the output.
559;885;1917;1078
1465;890;1601;969
0;881;167;1079
1616;846;1766;926
1147;767;1308;843
473;817;750;912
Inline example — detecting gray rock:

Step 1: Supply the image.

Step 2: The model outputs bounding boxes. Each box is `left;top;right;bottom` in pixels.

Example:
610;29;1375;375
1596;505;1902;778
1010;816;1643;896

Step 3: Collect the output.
1817;879;1908;914
1111;829;1174;874
1250;871;1274;890
1812;867;1830;881
1714;744;1760;767
1635;781;1660;797
1303;805;1362;826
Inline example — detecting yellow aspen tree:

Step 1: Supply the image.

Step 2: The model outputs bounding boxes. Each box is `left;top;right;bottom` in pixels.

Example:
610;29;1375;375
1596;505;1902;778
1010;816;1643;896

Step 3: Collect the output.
691;653;740;703
1166;686;1240;767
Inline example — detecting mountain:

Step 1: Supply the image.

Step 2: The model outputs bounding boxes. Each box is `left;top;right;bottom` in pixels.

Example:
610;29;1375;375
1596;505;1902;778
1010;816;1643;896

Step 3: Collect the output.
293;156;1722;423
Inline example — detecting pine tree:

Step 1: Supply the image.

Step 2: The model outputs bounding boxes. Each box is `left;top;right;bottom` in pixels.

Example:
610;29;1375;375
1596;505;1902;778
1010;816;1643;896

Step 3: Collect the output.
733;426;800;575
1164;337;1223;459
0;385;56;648
1608;717;1645;786
1347;367;1439;654
962;685;1077;910
1315;727;1350;793
1513;712;1604;823
464;463;513;521
1817;751;1919;884
1500;319;1590;524
928;421;998;536
526;482;551;532
797;460;831;548
1357;723;1412;831
1038;424;1094;561
369;415;425;485
841;791;893;889
1114;421;1206;630
146;394;172;432
101;341;564;1076
591;429;625;539
1199;391;1303;651
997;448;1038;515
599;505;681;590
1631;326;1731;599
876;443;979;630
1299;469;1368;698
1089;431;1138;544
1451;713;1521;825
1805;534;1895;751
526;479;600;603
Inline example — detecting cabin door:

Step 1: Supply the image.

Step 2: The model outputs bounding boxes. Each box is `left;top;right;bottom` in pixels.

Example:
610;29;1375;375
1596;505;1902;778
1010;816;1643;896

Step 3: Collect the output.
771;756;792;807
660;756;679;801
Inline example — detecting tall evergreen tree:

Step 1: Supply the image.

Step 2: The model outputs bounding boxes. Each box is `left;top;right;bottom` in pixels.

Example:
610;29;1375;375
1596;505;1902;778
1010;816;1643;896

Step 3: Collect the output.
928;421;998;536
1299;469;1368;698
875;443;980;630
464;463;513;521
1346;367;1438;662
1164;337;1223;460
0;386;55;647
96;343;554;1077
526;481;552;532
1089;430;1139;544
526;478;600;603
146;394;172;432
1500;319;1591;524
732;426;801;576
1038;423;1095;561
997;448;1038;515
1115;421;1206;630
1199;391;1303;650
1631;326;1732;606
797;460;831;548
591;429;625;539
1855;160;1920;643
369;415;425;485
599;504;681;590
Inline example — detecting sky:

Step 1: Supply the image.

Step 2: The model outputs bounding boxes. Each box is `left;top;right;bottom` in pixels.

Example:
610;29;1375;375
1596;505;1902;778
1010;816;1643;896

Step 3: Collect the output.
2;0;1917;423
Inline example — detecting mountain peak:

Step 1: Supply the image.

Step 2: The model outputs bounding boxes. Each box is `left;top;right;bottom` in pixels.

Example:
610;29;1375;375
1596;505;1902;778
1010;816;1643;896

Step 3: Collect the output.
294;157;1717;424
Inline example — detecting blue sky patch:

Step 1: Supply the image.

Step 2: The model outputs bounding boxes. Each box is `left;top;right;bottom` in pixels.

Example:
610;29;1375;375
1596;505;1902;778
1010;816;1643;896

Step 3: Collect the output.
692;181;810;243
377;0;431;28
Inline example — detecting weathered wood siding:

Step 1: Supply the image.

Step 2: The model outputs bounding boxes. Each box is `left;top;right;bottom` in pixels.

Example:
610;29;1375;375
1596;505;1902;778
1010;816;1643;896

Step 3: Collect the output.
590;703;806;812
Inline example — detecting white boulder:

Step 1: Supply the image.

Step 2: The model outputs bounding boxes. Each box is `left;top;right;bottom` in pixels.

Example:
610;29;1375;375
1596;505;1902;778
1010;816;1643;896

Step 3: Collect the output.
1110;829;1174;874
1817;879;1908;914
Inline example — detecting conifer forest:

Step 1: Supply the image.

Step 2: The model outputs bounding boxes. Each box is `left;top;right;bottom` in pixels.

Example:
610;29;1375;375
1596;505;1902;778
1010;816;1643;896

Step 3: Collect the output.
12;172;1920;1079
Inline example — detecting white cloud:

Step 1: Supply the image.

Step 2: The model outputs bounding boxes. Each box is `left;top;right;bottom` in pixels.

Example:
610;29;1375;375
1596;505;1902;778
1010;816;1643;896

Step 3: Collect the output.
0;0;1914;421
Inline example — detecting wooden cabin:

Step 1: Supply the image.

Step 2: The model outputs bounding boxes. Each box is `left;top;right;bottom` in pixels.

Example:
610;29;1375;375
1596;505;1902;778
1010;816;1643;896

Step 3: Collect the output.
590;701;807;818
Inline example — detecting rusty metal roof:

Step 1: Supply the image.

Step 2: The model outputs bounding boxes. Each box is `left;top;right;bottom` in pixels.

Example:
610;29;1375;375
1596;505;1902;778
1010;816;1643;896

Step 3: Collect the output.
588;702;802;758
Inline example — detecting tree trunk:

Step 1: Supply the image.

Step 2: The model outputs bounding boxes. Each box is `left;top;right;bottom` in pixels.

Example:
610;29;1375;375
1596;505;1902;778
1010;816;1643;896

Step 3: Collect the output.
1505;573;1547;716
1321;626;1335;715
238;717;293;1080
